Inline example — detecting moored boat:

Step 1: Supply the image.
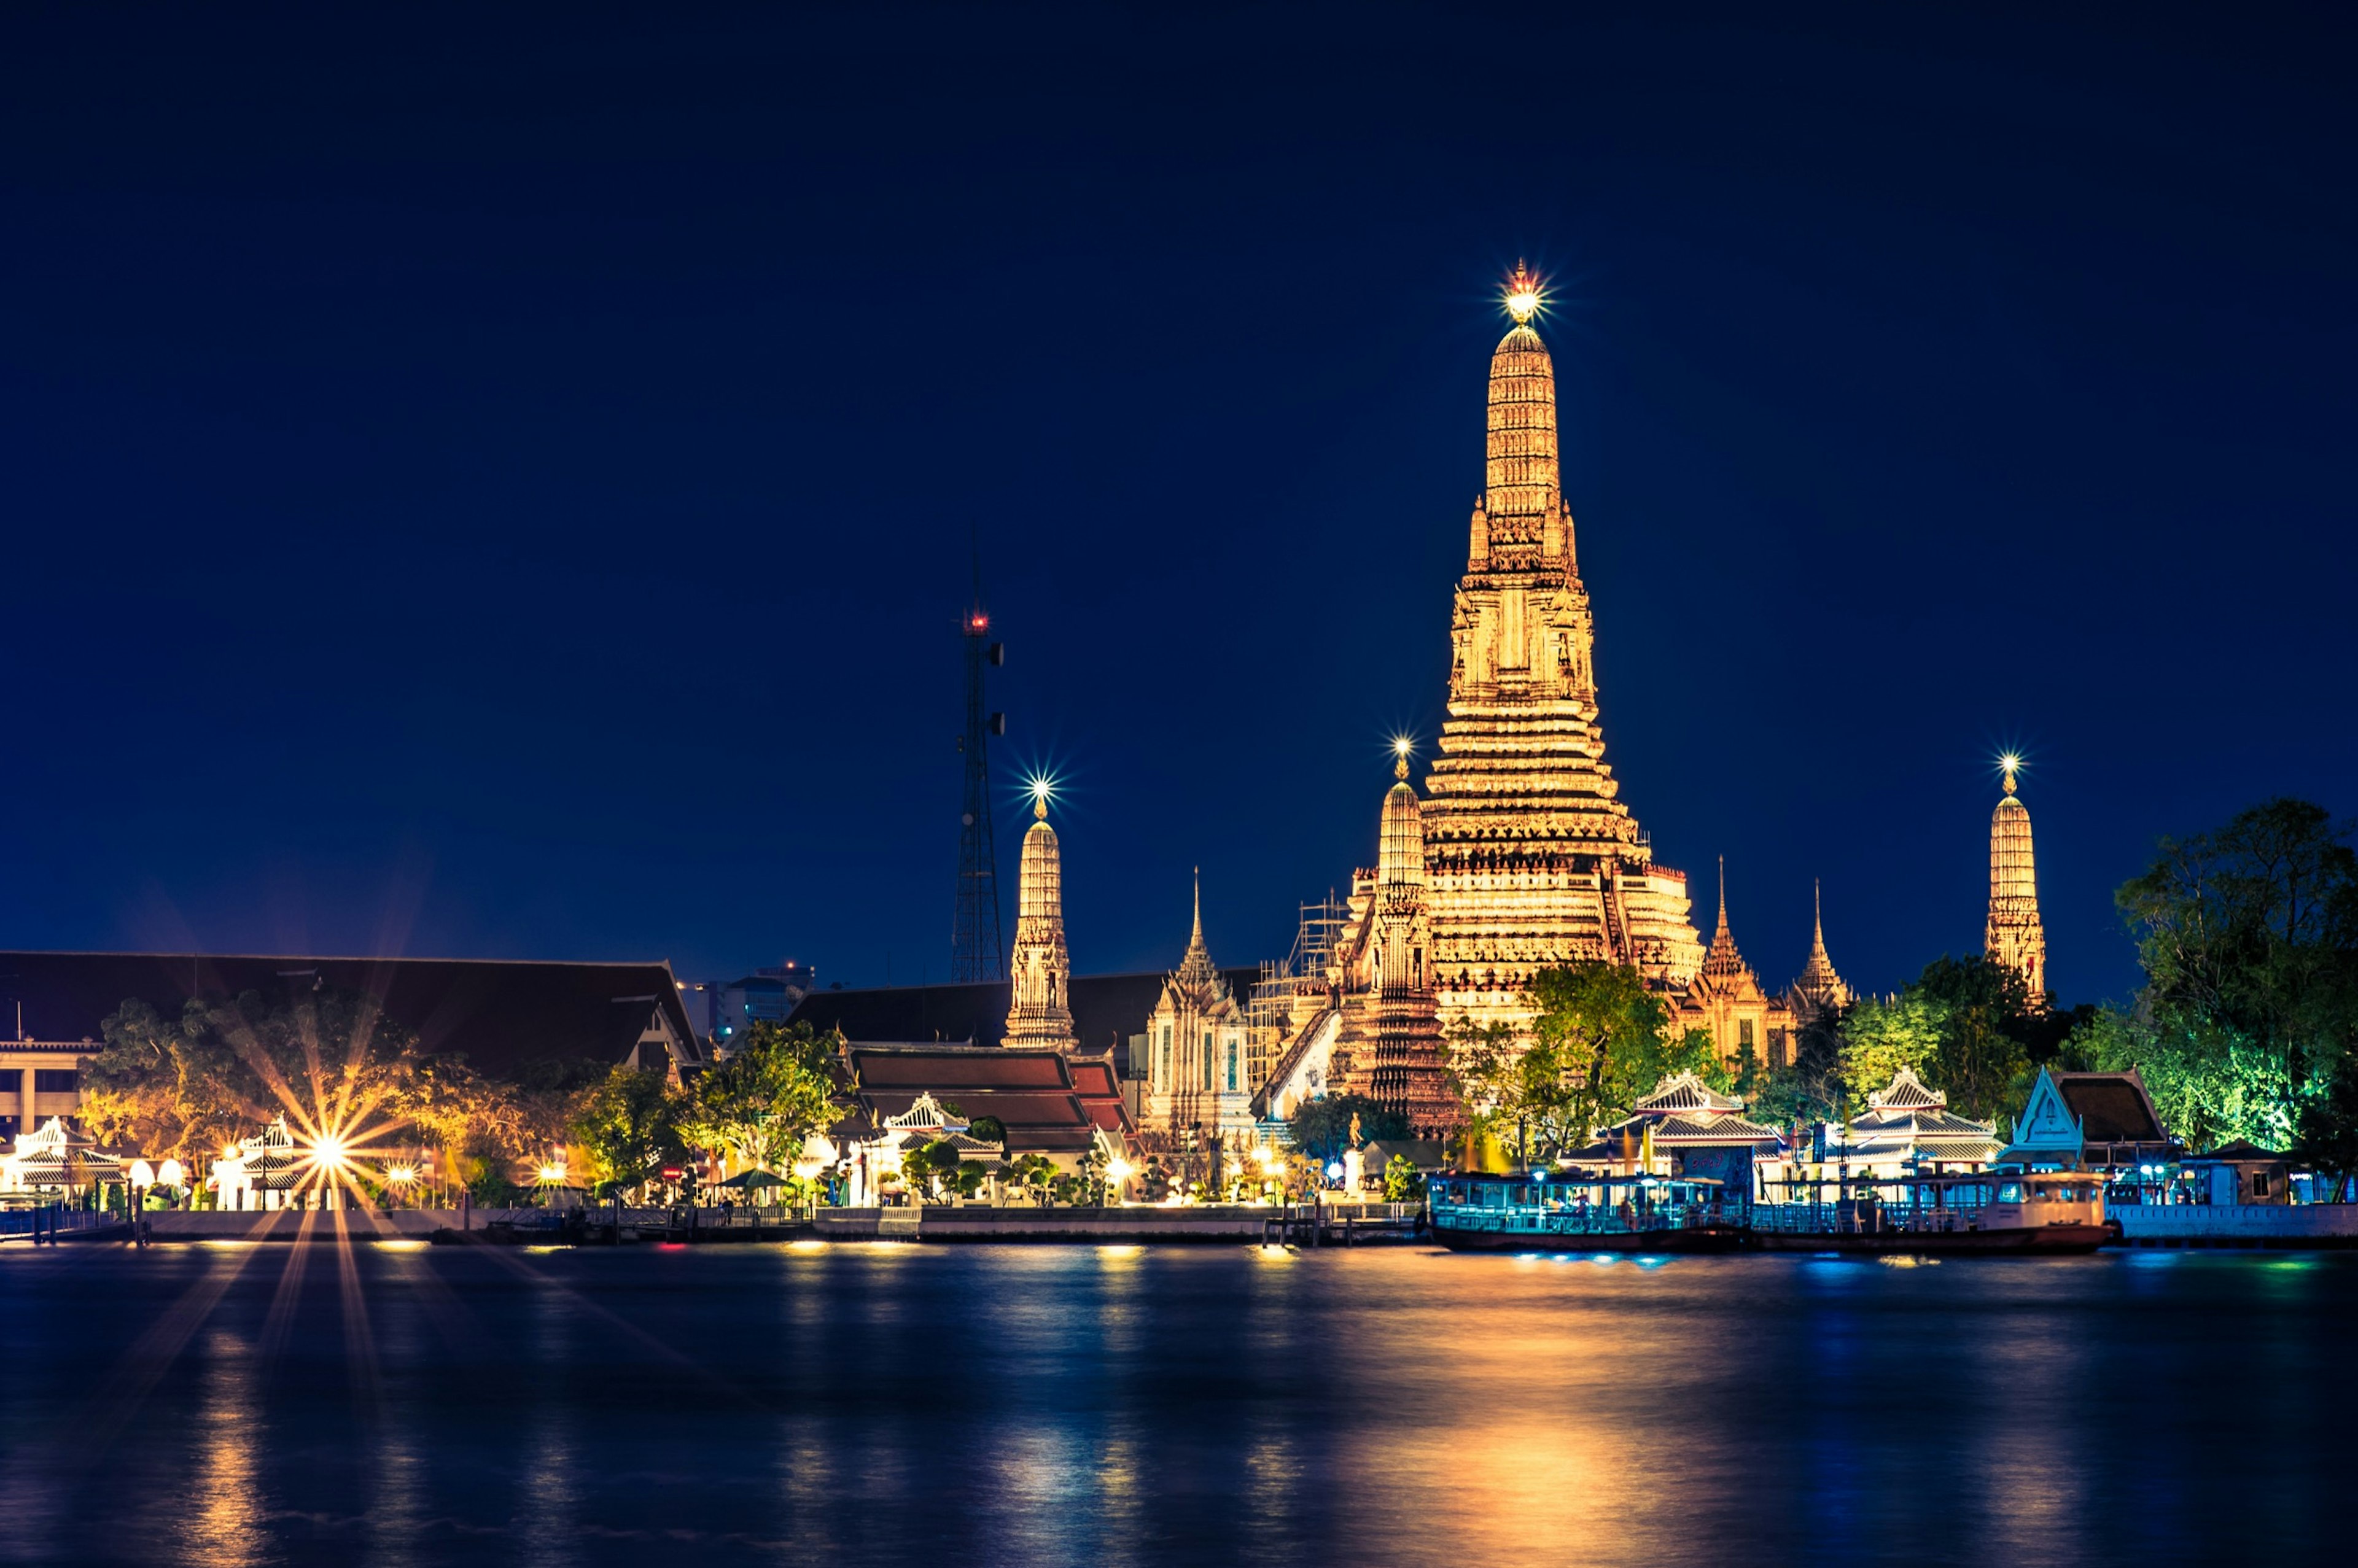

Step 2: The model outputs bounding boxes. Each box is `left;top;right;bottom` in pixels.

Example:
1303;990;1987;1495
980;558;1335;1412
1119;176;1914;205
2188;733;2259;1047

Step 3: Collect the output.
1430;1171;1745;1253
1747;1171;2110;1255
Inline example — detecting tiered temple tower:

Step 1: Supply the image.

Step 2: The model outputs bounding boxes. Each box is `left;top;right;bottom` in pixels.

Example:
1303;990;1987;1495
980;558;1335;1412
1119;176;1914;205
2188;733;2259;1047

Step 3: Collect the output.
1786;879;1854;1025
1420;266;1703;1031
1985;759;2048;1002
1333;747;1462;1137
1670;858;1795;1073
1140;875;1255;1144
1003;789;1078;1050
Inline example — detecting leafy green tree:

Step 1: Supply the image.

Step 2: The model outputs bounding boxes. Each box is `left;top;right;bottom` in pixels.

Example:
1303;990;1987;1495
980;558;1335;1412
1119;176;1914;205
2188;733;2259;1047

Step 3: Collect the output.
2119;798;2358;1083
677;1021;841;1174
1382;1154;1426;1202
1752;1009;1845;1128
569;1065;685;1198
965;1115;1008;1146
1009;1152;1058;1205
1911;956;2036;1121
1839;993;1945;1106
1283;1094;1407;1165
2295;1050;2358;1199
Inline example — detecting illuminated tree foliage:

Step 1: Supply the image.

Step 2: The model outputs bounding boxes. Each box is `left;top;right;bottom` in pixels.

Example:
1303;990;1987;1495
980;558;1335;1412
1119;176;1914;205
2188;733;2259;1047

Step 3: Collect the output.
568;1065;686;1197
1838;993;1944;1108
84;988;424;1167
1450;962;1712;1160
676;1020;842;1174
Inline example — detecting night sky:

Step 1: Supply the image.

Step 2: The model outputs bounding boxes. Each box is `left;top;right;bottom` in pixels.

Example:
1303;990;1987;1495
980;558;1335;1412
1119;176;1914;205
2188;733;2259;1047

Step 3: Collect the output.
3;6;2351;1008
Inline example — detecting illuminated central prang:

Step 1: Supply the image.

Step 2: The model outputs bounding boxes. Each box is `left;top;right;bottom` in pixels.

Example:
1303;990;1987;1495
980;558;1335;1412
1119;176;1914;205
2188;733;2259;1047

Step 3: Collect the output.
1412;278;1705;1033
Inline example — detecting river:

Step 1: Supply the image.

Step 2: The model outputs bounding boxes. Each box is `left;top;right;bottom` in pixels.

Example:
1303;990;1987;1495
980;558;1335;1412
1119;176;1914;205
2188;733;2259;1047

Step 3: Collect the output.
0;1240;2348;1566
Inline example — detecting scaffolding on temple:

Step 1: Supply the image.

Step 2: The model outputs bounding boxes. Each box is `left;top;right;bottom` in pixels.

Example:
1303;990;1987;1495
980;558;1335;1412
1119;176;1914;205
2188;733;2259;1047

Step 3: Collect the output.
1245;893;1348;1087
950;581;1006;982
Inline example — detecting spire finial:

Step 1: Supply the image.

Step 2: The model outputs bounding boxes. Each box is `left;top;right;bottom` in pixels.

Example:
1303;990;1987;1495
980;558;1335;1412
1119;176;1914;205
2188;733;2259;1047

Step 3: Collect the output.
1999;753;2021;796
1392;735;1412;781
1814;877;1824;941
1504;261;1543;324
1717;855;1727;928
1192;867;1202;945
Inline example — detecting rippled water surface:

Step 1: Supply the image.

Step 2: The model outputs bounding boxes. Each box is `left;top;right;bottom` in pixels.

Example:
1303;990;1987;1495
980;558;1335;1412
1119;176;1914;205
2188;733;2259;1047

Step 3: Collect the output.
1;1238;2351;1566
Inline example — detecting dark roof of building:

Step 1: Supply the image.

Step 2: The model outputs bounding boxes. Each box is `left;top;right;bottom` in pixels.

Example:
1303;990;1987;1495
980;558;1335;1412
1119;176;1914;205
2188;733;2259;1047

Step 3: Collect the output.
2193;1139;2287;1163
0;950;701;1082
838;1043;1135;1154
2052;1072;2168;1143
788;969;1263;1066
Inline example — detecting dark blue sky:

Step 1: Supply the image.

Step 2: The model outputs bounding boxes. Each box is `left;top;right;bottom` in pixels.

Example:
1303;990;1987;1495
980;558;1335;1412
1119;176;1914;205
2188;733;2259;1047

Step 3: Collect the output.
2;5;2351;1006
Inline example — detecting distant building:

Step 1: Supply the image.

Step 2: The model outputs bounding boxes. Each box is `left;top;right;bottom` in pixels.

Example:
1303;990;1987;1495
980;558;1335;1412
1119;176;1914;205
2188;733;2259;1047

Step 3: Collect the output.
709;961;816;1047
0;1040;90;1144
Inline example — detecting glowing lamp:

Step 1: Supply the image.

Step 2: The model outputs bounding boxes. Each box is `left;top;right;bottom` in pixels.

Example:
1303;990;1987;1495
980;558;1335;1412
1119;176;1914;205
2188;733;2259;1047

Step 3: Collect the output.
157;1159;185;1187
1326;1162;1344;1181
537;1162;569;1186
386;1165;417;1187
129;1160;155;1188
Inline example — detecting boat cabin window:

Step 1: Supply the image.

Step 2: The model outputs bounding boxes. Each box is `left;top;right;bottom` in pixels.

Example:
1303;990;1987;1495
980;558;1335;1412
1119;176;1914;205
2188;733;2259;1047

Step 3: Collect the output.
1997;1182;2024;1203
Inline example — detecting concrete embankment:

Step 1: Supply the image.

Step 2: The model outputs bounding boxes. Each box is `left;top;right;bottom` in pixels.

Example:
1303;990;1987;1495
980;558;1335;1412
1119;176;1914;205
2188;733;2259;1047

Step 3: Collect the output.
819;1202;1420;1244
2112;1204;2358;1248
147;1209;539;1240
138;1203;1423;1245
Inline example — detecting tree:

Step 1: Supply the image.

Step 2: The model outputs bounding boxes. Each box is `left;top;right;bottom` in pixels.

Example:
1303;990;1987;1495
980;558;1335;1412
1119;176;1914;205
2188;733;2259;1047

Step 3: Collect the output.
2119;798;2358;1083
1444;964;1710;1162
1382;1154;1426;1202
1838;993;1945;1107
2295;1050;2358;1200
677;1020;841;1175
1753;1008;1845;1129
1283;1094;1406;1165
902;1138;963;1202
569;1065;685;1198
1009;1152;1058;1205
1910;956;2036;1122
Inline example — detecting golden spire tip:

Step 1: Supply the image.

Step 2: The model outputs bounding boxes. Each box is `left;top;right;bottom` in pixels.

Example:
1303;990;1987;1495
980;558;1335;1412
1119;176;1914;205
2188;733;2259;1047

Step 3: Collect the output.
1504;261;1542;324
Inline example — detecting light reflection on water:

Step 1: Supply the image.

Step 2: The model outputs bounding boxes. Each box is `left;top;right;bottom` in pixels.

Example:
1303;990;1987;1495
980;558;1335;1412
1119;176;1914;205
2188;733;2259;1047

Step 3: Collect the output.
0;1245;2348;1566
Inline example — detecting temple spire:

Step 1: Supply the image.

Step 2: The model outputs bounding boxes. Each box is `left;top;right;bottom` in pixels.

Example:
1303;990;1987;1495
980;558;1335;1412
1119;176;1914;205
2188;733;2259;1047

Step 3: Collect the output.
1986;757;2048;1005
1791;877;1851;1021
1002;781;1076;1050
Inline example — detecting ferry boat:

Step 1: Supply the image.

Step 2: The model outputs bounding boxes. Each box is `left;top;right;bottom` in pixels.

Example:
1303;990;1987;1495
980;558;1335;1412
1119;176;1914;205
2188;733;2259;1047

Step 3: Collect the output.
1748;1170;2111;1255
1429;1171;1745;1253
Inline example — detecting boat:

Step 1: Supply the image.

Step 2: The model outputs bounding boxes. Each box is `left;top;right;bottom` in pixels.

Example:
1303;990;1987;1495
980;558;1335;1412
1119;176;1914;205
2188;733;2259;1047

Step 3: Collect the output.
1429;1171;1746;1253
1746;1170;2111;1254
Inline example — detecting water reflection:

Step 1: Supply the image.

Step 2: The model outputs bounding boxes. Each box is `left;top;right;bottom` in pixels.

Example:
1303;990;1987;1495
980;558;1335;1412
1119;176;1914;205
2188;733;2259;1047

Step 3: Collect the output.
185;1327;264;1568
5;1245;2352;1567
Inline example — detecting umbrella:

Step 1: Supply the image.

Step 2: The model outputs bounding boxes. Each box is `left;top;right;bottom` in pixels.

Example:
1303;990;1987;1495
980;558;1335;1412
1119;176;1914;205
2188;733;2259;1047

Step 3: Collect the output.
715;1169;789;1190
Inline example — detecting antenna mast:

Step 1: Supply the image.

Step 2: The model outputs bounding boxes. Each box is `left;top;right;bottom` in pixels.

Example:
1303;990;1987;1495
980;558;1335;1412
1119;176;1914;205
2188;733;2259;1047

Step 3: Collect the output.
952;564;1006;981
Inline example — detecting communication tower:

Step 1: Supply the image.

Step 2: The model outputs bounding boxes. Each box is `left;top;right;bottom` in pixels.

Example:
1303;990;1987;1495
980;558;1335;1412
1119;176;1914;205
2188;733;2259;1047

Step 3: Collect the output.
951;584;1007;981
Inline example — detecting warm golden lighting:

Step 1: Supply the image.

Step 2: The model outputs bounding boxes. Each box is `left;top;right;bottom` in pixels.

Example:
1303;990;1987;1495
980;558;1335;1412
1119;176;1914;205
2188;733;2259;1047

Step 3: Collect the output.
385;1164;417;1187
535;1161;569;1186
1998;752;2023;794
1504;262;1543;324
